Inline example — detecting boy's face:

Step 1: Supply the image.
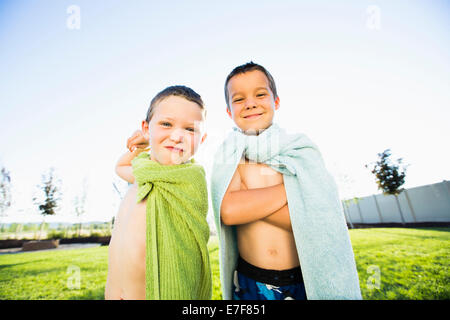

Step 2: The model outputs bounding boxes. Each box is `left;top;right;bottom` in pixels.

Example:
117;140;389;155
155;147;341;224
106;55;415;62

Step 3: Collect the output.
143;95;206;165
226;70;280;133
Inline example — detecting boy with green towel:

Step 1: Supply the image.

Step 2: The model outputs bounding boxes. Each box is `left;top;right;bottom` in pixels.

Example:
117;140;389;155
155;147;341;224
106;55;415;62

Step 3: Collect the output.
105;85;211;300
211;62;362;300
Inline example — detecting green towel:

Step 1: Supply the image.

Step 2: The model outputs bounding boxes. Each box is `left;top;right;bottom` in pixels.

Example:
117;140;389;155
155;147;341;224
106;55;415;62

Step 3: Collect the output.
132;152;212;300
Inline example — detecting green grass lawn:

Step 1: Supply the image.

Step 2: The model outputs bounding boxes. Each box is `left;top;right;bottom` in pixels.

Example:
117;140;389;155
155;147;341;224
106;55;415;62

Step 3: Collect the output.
0;228;448;300
351;227;449;299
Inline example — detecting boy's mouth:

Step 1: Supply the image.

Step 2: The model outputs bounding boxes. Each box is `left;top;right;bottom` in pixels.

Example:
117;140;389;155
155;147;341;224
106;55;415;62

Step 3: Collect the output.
243;113;263;119
165;146;184;152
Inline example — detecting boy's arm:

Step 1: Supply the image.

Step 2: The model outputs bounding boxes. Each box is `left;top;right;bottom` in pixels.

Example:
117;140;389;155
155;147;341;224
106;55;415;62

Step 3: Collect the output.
115;148;148;184
116;129;150;184
263;204;292;232
220;168;288;226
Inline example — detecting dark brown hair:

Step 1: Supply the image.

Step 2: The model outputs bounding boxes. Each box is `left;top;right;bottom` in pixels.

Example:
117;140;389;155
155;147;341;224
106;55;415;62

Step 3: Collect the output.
145;85;205;122
224;62;278;110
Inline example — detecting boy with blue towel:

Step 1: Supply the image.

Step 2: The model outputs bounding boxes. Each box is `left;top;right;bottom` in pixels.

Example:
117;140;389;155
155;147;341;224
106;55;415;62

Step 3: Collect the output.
211;62;362;300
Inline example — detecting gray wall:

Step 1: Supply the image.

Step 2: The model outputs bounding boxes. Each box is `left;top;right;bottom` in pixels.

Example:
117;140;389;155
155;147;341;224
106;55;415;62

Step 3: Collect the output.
342;180;450;224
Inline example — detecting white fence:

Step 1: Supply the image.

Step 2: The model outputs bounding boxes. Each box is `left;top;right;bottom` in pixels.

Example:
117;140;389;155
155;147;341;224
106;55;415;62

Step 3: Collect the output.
342;180;450;225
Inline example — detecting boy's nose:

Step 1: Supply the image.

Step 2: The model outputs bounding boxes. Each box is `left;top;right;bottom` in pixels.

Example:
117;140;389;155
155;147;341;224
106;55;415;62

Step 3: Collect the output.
169;129;184;143
244;98;257;109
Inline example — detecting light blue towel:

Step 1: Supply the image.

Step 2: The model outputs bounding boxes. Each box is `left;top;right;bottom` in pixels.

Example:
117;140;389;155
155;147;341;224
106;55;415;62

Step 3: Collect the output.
211;123;362;300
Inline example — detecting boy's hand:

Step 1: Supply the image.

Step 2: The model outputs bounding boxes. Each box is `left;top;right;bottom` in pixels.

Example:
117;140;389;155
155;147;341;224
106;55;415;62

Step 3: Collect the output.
127;130;150;152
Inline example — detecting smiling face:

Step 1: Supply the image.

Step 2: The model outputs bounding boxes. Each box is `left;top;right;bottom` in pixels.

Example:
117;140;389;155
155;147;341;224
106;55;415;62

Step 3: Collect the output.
226;70;280;133
143;95;206;165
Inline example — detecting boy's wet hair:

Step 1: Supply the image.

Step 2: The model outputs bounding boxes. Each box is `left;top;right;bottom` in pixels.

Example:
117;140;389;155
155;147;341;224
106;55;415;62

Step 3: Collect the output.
224;61;278;110
145;85;205;122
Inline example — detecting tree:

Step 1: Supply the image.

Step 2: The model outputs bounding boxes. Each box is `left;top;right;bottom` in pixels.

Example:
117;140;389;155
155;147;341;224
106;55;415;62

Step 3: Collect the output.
33;168;61;239
0;167;12;231
365;149;409;224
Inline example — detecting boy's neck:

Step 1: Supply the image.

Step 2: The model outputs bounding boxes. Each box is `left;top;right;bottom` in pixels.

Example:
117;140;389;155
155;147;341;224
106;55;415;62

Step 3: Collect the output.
236;123;273;136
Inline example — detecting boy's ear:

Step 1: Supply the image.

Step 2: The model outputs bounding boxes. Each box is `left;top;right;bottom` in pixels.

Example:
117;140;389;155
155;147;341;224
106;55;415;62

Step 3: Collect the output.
141;120;148;130
274;96;280;110
141;120;150;138
226;107;232;119
200;133;207;144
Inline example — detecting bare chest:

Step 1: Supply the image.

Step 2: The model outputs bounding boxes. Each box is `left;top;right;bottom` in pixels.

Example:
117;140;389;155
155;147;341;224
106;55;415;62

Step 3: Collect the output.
238;159;283;189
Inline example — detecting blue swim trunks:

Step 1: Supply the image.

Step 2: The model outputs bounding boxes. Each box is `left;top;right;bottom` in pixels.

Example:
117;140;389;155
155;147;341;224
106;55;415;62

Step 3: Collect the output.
232;256;307;300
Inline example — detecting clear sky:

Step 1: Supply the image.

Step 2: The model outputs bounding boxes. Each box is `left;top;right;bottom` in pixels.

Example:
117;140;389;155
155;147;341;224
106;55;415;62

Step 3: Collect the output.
1;0;449;225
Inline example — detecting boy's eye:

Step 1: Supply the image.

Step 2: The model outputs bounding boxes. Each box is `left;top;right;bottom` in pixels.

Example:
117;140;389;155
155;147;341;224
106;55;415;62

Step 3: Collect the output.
161;122;172;127
233;98;243;103
257;93;267;97
186;127;195;132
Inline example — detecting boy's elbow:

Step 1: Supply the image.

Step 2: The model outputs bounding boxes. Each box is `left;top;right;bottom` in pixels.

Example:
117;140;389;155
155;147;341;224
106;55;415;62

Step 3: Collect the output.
221;211;231;226
115;166;135;184
220;203;236;226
